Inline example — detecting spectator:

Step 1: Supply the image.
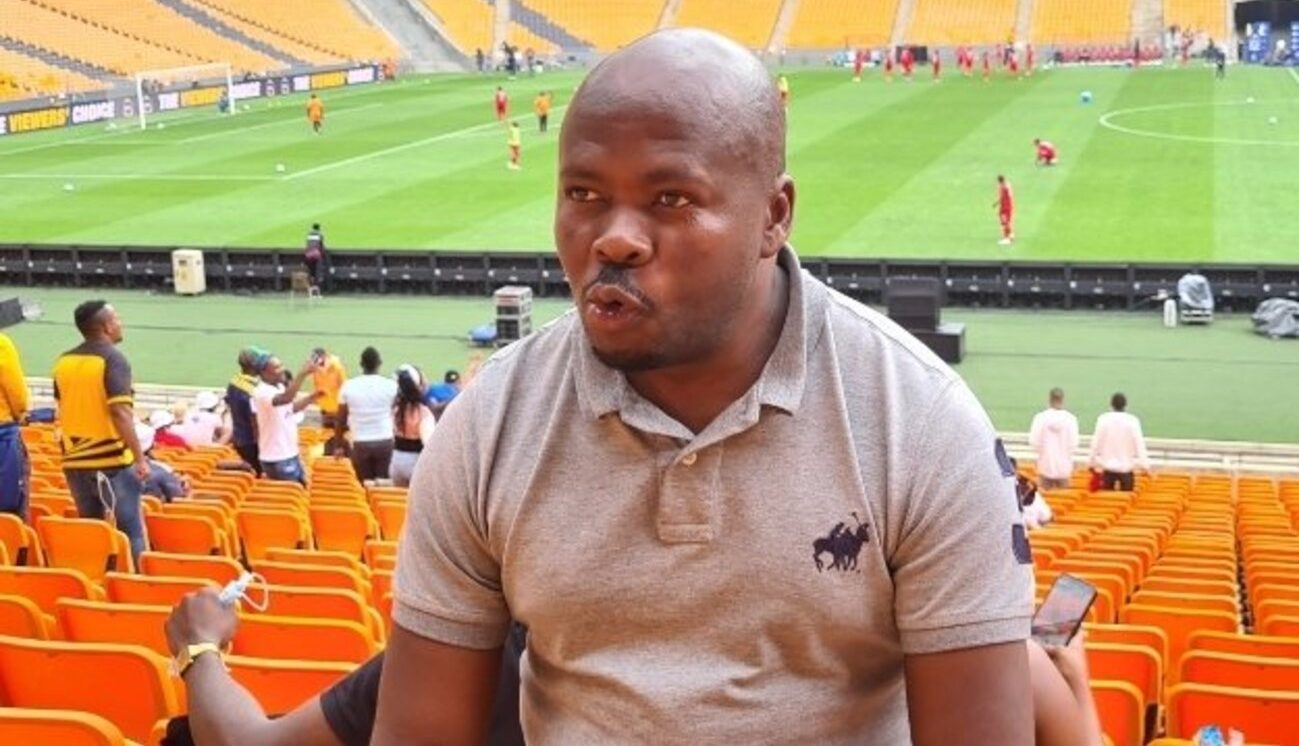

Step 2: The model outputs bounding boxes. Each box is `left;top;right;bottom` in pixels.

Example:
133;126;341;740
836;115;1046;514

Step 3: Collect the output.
0;331;30;521
1028;387;1079;490
1029;633;1105;746
136;422;190;502
376;31;1033;745
424;369;460;418
390;365;435;488
311;347;348;455
52;300;149;559
1009;458;1053;530
251;351;321;484
304;223;326;291
149;409;191;450
1089;392;1150;491
336;347;397;482
173;391;224;446
226;349;262;475
476;47;485;73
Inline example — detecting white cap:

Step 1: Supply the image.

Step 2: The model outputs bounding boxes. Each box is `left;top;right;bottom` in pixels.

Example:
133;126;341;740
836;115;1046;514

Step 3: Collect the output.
148;409;175;429
135;421;155;453
195;391;220;411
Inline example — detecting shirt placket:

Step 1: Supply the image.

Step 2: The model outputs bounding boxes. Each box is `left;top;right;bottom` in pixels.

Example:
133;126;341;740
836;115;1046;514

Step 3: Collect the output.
655;443;722;544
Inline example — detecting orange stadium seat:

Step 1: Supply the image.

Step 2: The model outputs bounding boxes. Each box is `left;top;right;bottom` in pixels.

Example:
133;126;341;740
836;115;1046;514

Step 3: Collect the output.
226;656;355;714
907;0;1017;46
1032;0;1131;45
0;594;53;640
1118;605;1238;683
309;505;380;557
1090;679;1144;746
674;0;784;49
230;613;377;664
1085;642;1161;738
520;0;666;52
138;551;244;587
104;572;216;606
0;635;180;744
56;599;172;656
251;560;370;598
0;513;42;566
145;512;230;557
265;548;369;578
373;500;407;541
237;508;312;561
1180;650;1299;691
36;518;133;583
250;583;383;644
0;708;131;746
0;566;104;615
1166;682;1299;742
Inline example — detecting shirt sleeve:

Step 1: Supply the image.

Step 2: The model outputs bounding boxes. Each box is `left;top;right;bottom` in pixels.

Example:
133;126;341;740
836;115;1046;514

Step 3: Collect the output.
103;348;133;406
890;379;1035;655
393;387;511;650
319;654;383;746
0;336;29;419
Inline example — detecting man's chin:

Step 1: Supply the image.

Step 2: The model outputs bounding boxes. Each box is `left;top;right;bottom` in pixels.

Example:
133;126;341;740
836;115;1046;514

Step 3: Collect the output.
589;344;668;373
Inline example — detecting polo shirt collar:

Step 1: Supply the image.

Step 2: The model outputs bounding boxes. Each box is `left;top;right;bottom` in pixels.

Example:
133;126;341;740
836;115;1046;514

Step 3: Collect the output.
574;247;819;430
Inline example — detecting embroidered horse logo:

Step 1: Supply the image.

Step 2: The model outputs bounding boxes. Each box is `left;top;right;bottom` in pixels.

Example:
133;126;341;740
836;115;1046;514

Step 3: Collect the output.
813;512;870;572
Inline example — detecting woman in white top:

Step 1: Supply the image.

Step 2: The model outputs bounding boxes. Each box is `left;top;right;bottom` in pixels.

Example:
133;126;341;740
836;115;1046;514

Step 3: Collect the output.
389;365;435;488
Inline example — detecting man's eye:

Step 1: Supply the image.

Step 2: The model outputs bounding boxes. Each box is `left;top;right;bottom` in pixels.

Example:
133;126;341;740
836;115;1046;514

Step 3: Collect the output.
656;192;691;208
566;187;598;202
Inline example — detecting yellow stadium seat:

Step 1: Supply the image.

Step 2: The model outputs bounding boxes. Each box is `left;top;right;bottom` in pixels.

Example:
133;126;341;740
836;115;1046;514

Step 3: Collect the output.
1090;679;1144;746
56;599;172;657
0;565;104;615
236;508;311;561
0;513;43;566
104;572;217;606
230;613;377;663
907;0;1017;46
1166;682;1299;742
674;0;784;48
0;707;130;746
226;656;355;714
373;500;407;541
138;551;243;586
0;593;53;640
0;635;180;744
1259;615;1299;637
36;517;134;582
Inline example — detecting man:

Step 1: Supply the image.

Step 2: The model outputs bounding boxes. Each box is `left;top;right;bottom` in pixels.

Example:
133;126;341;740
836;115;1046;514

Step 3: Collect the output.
52;301;150;559
475;48;485;73
251;351;320;484
0;331;30;521
900;46;914;79
1089;392;1150;492
852;49;864;82
137;422;190;503
931;49;942;81
1026;43;1035;75
226;349;262;475
1215;49;1226;80
336;347;397;483
982;48;992;81
995;174;1015;246
307;94;324;134
1028;388;1078;491
534;90;551;133
424;369;461;419
776;73;790;106
507;121;522;171
160;588;526;746
305;223;326;291
494;86;509;122
311;347;347;455
174;391;224;447
374;29;1033;746
1035;138;1058;166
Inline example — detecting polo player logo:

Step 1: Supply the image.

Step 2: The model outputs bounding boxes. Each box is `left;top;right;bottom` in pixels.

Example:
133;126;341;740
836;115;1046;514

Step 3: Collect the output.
813;512;870;572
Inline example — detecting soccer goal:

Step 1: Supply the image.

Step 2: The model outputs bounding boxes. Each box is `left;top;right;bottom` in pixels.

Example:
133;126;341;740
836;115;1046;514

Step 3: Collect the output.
133;62;236;129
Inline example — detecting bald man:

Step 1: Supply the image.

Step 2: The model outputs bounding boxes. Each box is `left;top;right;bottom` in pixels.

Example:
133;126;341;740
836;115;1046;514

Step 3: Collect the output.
375;29;1033;746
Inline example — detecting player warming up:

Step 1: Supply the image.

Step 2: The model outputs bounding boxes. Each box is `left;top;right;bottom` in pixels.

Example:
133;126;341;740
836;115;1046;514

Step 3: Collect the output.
506;121;522;171
777;74;790;107
931;50;942;82
994;175;1015;246
306;94;324;134
1034;139;1058;167
534;90;552;132
883;49;895;82
982;49;992;81
852;49;865;82
494;86;509;122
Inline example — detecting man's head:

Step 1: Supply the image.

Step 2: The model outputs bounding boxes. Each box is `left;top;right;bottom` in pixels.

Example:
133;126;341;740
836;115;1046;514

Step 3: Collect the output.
258;355;284;384
73;300;123;343
361;346;382;374
997;174;1006;184
1049;387;1064;408
1111;392;1127;412
311;223;321;232
556;29;794;371
1034;138;1042;146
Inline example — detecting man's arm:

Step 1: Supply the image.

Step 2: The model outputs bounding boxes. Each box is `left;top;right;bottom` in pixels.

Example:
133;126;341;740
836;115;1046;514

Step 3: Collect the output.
271;361;316;407
370;626;503;746
109;403;148;480
333;402;350;445
0;336;29;420
905;642;1033;745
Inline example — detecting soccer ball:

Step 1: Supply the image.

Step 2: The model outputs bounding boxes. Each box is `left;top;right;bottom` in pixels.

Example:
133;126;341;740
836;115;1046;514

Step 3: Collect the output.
243;105;251;112
275;163;286;173
1080;91;1093;104
1247;97;1256;104
1269;116;1279;126
156;123;165;129
63;183;75;192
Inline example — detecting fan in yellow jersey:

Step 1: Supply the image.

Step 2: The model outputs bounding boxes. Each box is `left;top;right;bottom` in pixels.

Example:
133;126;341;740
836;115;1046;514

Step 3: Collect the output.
52;300;149;560
507;121;522;171
0;332;30;521
777;74;790;107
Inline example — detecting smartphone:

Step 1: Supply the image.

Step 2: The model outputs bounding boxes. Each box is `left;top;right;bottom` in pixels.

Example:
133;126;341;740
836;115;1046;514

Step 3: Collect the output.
1031;574;1097;647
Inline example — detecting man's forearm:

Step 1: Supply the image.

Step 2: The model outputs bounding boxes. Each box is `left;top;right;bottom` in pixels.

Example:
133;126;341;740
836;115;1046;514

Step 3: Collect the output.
272;373;309;406
109;405;145;463
185;653;282;746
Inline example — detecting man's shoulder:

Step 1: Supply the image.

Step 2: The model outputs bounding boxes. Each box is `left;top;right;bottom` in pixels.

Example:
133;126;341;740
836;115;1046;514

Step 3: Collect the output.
459;310;579;408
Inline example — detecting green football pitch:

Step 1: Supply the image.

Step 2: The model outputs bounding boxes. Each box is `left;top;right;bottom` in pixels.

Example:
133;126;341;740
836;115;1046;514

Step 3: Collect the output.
7;287;1297;444
2;64;1298;262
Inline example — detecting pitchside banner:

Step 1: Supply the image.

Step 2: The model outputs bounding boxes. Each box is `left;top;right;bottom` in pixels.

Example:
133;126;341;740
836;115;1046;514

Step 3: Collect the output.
1245;22;1271;64
0;64;381;138
1292;22;1299;63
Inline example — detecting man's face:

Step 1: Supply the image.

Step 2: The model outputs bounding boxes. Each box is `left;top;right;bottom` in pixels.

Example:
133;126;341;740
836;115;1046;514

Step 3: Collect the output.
101;305;124;343
556;102;775;371
261;357;284;383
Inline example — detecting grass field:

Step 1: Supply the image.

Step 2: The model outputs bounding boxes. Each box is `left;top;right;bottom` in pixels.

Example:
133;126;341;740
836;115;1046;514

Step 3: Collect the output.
7;286;1296;443
2;65;1299;261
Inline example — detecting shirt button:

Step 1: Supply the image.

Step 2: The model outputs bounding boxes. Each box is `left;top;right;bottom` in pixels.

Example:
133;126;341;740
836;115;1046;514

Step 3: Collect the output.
681;452;697;466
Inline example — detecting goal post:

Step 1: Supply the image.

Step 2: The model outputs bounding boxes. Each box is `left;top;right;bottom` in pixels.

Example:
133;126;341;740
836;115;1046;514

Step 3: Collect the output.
133;62;236;129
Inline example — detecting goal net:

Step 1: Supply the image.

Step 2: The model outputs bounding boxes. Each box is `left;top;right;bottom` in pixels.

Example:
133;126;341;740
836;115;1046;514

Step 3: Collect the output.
133;62;236;129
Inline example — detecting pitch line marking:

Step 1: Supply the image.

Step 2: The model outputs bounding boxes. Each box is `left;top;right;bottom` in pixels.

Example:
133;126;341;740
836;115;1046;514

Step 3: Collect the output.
177;102;386;144
1290;68;1299;86
1098;99;1299;147
283;105;568;181
0;172;274;181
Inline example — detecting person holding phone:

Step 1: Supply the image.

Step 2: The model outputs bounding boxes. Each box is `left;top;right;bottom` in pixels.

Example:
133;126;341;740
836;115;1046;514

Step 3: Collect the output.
1029;633;1105;746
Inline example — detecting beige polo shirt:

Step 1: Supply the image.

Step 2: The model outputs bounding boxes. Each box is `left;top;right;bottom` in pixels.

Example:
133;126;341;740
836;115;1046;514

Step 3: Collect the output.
395;248;1034;744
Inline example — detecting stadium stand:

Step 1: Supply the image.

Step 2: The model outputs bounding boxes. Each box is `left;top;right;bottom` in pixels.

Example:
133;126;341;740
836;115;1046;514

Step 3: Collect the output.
0;0;200;77
0;708;135;746
518;0;664;52
1164;0;1228;44
786;0;900;49
181;0;397;65
673;0;784;50
423;0;495;55
0;47;105;101
1032;0;1132;45
906;0;1017;46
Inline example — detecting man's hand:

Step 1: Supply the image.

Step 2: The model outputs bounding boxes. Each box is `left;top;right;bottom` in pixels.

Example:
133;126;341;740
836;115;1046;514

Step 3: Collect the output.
298;358;321;378
1044;631;1090;692
165;588;239;657
134;458;151;482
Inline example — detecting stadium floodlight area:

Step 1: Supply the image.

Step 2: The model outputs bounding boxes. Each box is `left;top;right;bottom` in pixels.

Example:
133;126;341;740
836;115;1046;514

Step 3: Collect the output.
134;62;236;129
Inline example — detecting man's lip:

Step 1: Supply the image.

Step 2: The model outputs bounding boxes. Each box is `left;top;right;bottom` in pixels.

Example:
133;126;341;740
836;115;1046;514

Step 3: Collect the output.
585;284;647;311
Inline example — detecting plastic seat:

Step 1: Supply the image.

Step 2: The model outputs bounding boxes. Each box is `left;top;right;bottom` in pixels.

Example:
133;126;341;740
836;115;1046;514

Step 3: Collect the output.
309;505;378;557
363;540;397;570
1189;630;1299;661
226;655;355;714
35;518;133;582
1259;615;1299;637
0;593;53;639
1181;649;1299;691
250;583;383;642
144;513;228;557
1166;682;1299;742
0;566;104;615
104;572;216;606
138;551;243;586
1138;577;1236;598
1129;591;1238;617
372;500;406;541
236;508;311;561
1085;642;1161;739
1084;623;1169;671
251;560;369;598
0;634;180;743
0;513;44;566
0;707;130;746
1118;605;1238;683
57;599;172;656
1090;679;1144;746
230;613;376;663
1255;598;1299;631
264;548;369;578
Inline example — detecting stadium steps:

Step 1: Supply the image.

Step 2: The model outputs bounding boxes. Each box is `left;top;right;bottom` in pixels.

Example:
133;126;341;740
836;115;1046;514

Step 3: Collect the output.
890;0;916;47
1132;0;1163;45
1014;0;1034;43
657;0;684;29
767;0;800;51
0;35;119;83
153;0;305;68
501;0;593;51
355;0;469;72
